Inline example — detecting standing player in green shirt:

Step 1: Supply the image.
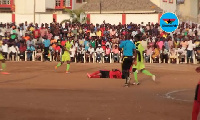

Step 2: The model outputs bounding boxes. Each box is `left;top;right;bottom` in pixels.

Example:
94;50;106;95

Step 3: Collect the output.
132;36;156;85
55;39;72;74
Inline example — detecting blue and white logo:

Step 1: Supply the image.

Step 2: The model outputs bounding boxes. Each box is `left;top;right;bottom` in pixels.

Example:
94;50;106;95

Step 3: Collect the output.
160;12;179;33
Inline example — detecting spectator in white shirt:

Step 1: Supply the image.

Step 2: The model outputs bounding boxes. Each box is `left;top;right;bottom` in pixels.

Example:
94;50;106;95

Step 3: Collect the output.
70;45;76;62
77;45;85;63
176;45;187;63
2;42;8;59
85;45;94;62
187;40;196;63
8;44;19;61
95;44;104;62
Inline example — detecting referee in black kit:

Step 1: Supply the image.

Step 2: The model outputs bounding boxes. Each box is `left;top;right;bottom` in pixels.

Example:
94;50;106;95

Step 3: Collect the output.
119;33;136;87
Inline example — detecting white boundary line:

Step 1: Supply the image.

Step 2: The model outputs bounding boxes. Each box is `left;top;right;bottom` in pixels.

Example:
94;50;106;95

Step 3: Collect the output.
164;89;193;102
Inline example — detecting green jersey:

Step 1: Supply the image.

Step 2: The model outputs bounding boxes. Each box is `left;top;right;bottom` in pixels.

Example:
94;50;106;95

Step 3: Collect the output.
135;41;145;63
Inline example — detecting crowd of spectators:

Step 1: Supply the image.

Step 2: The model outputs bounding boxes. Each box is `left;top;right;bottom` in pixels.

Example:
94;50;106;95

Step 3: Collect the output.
0;20;199;64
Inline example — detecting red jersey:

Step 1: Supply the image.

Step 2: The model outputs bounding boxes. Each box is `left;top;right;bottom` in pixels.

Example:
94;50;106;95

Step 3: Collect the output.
109;69;122;79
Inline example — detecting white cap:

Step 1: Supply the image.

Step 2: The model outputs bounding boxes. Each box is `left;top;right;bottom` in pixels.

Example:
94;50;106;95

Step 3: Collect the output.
98;44;101;47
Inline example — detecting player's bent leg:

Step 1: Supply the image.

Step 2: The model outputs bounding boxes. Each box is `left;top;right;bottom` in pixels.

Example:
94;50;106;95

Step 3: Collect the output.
55;61;64;70
141;69;156;81
0;59;10;75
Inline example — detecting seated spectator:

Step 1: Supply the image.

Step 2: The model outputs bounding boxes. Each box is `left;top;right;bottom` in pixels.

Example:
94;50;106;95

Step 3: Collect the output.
152;45;160;63
27;45;35;61
105;45;111;63
169;46;177;63
160;46;169;63
85;45;94;62
96;44;104;63
176;45;187;63
145;45;153;63
35;45;43;61
8;44;19;61
112;45;120;63
77;45;85;63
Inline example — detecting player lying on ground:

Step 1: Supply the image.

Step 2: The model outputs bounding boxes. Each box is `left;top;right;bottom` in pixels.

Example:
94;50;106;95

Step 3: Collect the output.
192;66;200;120
55;38;72;74
87;69;122;79
0;49;10;75
132;35;155;85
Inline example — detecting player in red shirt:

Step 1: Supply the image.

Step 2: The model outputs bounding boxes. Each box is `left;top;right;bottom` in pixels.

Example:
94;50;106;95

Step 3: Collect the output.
192;66;200;120
87;69;122;79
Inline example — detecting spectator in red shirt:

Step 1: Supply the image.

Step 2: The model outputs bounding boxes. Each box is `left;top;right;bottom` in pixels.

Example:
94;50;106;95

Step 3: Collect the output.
87;69;122;79
19;42;27;61
33;26;40;39
54;43;61;61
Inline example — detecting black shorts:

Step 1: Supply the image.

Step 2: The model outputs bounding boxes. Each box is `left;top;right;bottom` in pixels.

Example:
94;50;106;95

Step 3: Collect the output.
100;70;110;78
122;56;133;71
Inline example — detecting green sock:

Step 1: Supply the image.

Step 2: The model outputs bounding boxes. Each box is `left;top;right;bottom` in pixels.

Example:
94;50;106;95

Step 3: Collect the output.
57;63;62;67
66;64;70;71
134;72;138;83
142;70;153;76
1;63;6;71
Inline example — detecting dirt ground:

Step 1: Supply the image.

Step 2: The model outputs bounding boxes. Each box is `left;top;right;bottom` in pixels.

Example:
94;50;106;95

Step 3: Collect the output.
0;62;199;120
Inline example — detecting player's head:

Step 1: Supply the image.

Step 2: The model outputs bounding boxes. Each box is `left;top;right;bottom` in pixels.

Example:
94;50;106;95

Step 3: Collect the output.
134;34;142;42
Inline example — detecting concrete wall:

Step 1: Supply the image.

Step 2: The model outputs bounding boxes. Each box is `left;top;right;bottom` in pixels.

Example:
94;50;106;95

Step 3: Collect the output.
15;0;55;14
0;13;12;23
90;14;122;25
126;14;158;24
160;0;176;13
57;14;71;23
15;0;34;14
45;0;55;9
177;0;198;22
35;14;53;25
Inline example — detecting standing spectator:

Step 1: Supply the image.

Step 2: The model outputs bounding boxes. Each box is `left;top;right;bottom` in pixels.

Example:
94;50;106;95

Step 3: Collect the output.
187;40;196;63
43;36;50;61
70;45;76;62
2;42;8;59
90;38;96;48
180;38;188;50
84;38;90;51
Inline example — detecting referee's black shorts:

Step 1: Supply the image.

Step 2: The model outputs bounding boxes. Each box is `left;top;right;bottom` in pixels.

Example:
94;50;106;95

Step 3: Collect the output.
122;56;133;71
